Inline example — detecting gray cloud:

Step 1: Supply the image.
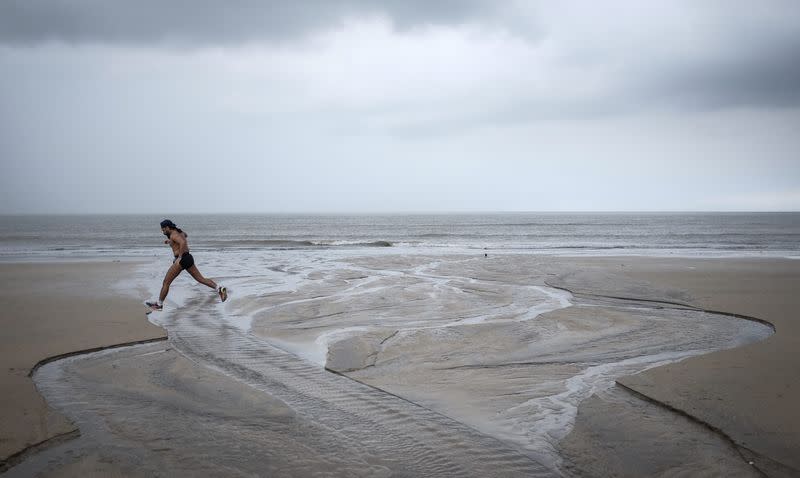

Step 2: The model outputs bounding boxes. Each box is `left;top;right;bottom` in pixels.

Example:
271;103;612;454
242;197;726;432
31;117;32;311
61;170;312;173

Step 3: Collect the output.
648;42;800;111
626;14;800;111
4;0;799;114
0;0;492;46
360;34;800;140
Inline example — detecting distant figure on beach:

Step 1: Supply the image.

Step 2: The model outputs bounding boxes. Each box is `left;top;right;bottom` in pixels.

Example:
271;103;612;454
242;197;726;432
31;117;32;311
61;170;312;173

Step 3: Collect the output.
146;219;227;311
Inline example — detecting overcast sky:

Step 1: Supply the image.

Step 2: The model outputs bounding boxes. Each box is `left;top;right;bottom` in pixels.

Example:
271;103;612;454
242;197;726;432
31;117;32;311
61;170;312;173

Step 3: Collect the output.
2;1;799;213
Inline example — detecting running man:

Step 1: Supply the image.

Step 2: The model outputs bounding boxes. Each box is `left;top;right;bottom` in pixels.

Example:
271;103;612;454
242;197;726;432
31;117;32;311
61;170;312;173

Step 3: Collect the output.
146;219;227;311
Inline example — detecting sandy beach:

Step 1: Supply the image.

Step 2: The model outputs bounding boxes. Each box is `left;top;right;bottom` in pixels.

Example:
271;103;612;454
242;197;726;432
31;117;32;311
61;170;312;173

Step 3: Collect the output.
0;262;166;471
2;255;798;476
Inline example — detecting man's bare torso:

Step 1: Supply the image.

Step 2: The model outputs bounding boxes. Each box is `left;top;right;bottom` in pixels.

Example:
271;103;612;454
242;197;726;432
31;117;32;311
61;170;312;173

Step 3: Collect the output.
167;231;189;257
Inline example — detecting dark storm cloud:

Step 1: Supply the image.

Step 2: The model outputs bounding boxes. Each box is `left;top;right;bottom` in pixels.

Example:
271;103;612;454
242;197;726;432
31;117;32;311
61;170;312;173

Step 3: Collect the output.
645;38;800;110
2;1;800;118
0;0;492;46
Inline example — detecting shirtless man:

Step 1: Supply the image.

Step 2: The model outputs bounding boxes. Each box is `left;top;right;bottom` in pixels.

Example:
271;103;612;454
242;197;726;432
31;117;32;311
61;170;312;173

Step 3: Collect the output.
146;219;227;311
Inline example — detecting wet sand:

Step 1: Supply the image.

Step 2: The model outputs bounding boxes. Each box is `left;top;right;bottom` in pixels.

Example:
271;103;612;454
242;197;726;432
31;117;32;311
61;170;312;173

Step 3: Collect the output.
301;255;774;473
9;343;404;478
0;262;165;470
3;255;798;476
547;257;800;477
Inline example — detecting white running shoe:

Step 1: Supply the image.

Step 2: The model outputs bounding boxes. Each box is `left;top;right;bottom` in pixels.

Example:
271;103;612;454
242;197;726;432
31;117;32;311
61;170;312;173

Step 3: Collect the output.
145;300;163;311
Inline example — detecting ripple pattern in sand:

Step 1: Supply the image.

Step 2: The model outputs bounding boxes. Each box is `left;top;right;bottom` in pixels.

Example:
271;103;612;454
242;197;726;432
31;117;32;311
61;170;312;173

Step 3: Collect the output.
165;299;552;477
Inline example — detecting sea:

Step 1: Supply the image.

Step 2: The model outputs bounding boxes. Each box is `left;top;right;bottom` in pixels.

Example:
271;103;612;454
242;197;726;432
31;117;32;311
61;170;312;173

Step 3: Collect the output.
0;212;798;260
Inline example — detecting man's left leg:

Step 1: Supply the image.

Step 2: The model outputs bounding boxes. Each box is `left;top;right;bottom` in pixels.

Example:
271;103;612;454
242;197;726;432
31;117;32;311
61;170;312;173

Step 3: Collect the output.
187;265;228;302
186;264;217;290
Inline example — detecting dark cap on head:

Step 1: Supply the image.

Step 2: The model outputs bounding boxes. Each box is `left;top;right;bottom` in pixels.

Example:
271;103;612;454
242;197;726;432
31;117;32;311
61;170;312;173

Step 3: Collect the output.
160;219;177;229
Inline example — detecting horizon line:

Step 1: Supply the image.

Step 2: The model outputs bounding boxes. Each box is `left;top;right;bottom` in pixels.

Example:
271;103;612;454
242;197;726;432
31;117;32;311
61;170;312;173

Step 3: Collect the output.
1;210;798;216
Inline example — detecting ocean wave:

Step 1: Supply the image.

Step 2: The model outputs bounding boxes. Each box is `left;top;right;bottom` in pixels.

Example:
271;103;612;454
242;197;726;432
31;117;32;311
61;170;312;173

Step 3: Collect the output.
205;239;393;249
328;240;393;248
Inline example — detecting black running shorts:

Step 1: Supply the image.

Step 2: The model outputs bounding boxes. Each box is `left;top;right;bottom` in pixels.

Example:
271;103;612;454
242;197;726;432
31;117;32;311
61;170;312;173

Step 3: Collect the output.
178;253;195;270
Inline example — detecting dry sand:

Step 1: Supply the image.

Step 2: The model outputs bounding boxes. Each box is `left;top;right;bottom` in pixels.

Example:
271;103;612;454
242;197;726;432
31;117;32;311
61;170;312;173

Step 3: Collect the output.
0;262;165;470
546;257;800;477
